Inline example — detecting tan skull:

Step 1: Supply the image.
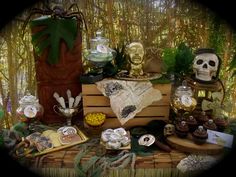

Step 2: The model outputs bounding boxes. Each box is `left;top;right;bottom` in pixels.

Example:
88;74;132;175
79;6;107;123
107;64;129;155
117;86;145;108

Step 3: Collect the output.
164;124;175;136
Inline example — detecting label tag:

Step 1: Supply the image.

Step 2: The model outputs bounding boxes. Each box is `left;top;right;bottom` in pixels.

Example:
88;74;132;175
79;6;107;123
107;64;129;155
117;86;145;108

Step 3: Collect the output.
207;130;234;148
97;44;109;53
181;95;192;107
24;105;37;118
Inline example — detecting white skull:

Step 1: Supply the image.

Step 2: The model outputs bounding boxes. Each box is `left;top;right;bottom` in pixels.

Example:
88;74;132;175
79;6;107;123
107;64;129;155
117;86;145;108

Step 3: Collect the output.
193;53;219;81
164;124;175;136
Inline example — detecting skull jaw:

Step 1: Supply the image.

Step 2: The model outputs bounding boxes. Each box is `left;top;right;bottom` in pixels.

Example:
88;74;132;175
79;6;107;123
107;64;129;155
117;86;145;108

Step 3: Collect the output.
195;70;216;81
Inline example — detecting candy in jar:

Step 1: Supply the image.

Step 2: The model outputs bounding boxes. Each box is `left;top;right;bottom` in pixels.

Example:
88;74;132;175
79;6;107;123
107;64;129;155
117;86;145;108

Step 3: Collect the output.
16;92;44;123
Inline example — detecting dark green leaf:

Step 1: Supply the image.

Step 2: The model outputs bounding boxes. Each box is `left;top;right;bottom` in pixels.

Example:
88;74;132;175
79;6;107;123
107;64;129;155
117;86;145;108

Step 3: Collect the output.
175;42;194;75
30;17;78;65
162;48;177;73
114;45;128;70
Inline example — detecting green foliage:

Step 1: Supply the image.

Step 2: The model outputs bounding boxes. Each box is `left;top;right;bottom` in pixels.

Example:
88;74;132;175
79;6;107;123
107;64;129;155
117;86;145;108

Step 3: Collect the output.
208;16;225;55
11;122;30;137
175;42;194;77
161;42;194;80
30;18;78;65
103;44;128;77
162;48;177;73
113;45;128;71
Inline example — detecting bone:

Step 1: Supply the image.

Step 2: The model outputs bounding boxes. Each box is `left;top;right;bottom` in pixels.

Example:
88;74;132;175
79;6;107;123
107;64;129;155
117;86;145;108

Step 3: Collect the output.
66;89;72;102
53;92;61;103
69;97;75;108
73;93;82;107
58;97;66;108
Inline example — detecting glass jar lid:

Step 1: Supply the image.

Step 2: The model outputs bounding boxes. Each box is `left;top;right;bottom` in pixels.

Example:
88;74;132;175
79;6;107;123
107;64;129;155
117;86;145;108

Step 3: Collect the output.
90;31;109;51
91;31;108;43
175;80;193;97
19;92;39;105
84;30;116;62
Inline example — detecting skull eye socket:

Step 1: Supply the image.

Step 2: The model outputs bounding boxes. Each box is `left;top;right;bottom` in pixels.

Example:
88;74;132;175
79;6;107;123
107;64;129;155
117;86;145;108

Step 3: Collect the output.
209;60;216;67
196;59;203;65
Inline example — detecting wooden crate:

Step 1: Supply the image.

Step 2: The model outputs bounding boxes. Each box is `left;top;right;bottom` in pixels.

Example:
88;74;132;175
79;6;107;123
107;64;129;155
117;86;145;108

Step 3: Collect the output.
82;83;171;128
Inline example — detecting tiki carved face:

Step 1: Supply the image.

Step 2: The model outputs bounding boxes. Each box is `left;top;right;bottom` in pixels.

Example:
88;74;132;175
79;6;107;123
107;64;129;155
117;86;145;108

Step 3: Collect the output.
126;42;144;77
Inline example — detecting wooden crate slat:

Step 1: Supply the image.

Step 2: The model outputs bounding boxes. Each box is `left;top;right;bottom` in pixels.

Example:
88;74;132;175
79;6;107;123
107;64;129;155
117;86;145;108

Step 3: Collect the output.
100;117;168;129
83;106;169;117
82;84;171;95
83;95;170;106
82;83;171;127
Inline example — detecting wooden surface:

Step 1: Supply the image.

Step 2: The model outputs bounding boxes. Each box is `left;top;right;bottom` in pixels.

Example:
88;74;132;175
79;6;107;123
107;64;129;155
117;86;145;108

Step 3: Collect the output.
82;83;171;128
166;134;223;155
29;144;187;169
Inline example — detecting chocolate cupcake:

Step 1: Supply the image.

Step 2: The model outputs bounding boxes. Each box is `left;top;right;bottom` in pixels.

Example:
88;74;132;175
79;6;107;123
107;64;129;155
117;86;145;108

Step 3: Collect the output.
175;121;189;138
186;115;198;132
214;118;228;132
203;119;217;131
196;111;209;125
192;126;208;145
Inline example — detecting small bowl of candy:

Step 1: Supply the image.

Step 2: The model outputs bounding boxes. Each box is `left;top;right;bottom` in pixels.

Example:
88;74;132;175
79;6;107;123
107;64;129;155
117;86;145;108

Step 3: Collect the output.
84;112;106;128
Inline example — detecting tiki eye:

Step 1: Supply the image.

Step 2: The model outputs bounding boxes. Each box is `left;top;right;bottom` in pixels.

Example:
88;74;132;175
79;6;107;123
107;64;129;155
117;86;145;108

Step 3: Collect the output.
196;59;203;65
209;60;216;67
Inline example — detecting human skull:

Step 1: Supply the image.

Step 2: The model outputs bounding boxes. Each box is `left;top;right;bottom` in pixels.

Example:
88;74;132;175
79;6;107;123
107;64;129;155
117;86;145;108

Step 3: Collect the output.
193;52;219;81
164;124;175;136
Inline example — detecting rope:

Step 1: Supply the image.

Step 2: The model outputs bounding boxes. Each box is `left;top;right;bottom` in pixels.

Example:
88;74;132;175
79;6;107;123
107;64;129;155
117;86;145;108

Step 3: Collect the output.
74;140;137;177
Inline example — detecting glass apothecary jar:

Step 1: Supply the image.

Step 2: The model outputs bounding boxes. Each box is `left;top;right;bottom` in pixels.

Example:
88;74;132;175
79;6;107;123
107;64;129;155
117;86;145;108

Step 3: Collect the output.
171;80;197;115
16;92;44;123
83;31;116;72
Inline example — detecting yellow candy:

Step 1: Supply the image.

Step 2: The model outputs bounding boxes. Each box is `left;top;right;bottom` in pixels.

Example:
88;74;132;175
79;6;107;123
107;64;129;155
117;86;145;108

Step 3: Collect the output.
85;112;106;126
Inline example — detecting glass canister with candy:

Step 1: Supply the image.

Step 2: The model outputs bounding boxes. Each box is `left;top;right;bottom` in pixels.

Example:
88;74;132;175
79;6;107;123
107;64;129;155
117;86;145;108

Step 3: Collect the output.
16;92;44;129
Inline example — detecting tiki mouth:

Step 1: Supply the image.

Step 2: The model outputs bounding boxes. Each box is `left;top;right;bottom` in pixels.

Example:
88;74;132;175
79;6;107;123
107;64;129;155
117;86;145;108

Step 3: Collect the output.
131;56;142;64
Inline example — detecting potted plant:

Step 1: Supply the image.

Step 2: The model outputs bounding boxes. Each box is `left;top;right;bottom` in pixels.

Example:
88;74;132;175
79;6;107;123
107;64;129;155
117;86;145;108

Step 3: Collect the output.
162;42;194;84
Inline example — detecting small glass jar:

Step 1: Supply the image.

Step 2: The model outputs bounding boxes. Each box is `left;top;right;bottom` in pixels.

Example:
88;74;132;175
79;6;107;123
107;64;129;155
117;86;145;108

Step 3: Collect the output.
171;80;197;114
16;92;44;123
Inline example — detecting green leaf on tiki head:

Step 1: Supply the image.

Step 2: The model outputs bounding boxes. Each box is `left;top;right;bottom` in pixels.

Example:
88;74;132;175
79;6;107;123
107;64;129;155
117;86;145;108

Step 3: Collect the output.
30;17;78;65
